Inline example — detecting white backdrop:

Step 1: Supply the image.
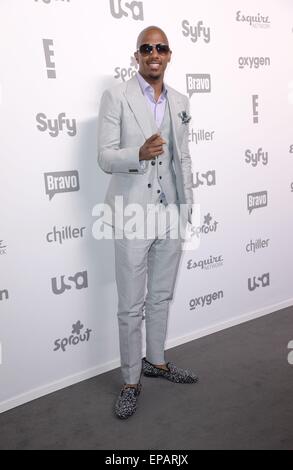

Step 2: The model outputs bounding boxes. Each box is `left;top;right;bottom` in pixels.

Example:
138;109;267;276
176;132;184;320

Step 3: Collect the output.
0;0;293;413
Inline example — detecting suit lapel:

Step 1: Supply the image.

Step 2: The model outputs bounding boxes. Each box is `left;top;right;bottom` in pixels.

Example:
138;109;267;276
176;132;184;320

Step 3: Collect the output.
124;76;157;139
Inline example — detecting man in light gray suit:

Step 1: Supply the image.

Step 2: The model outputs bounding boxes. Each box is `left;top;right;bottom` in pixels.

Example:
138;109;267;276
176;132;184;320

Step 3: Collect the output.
98;26;198;419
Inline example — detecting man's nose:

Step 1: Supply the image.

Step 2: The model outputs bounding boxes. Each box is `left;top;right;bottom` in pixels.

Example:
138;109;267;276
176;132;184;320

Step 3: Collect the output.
150;46;159;58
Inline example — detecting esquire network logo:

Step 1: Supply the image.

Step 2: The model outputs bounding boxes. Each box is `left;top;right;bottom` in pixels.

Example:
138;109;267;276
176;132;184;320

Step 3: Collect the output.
109;0;144;20
186;74;211;97
44;171;80;200
54;320;92;353
236;11;270;28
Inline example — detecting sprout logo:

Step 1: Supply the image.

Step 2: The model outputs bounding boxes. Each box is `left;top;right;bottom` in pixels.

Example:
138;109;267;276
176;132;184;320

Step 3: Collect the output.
54;321;92;353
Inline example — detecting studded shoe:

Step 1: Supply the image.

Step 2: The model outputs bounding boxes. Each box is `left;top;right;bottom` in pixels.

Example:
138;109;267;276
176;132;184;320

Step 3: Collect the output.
115;383;142;419
142;357;198;384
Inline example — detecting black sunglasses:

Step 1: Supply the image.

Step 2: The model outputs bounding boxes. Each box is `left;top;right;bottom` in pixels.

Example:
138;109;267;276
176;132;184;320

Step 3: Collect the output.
137;43;171;56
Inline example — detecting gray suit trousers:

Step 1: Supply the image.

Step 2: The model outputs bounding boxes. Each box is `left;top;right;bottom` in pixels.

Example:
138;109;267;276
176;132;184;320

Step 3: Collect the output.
113;202;183;384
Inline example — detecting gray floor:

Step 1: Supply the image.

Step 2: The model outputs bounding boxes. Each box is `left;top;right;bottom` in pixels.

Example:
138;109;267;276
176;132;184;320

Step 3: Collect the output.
0;306;293;450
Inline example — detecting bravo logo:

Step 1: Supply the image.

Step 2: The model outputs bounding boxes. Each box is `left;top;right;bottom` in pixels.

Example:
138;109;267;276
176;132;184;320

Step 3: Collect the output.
186;74;211;98
247;191;268;214
44;171;80;200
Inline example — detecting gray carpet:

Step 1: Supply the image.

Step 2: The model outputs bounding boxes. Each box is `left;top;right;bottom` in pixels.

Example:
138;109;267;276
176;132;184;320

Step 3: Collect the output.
0;306;293;450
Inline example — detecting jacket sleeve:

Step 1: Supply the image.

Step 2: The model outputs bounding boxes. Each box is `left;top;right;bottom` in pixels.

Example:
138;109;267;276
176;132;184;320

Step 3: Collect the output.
181;96;194;221
97;89;145;174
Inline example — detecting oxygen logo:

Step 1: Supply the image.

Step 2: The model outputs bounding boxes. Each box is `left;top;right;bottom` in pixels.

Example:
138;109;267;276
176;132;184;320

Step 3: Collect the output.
238;57;270;69
189;290;224;310
44;170;80;200
51;270;88;295
247;190;268;214
36;113;77;137
109;0;144;21
248;273;270;292
192;170;216;189
182;20;211;43
43;39;56;79
245;148;268;167
186;74;211;98
54;320;92;353
114;56;138;82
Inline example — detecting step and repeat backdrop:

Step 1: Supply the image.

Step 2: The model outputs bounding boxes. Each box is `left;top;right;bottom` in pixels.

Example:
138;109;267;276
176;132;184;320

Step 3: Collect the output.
0;0;293;412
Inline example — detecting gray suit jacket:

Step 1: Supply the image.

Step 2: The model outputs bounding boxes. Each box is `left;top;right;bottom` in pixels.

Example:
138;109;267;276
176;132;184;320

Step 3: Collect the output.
97;75;194;224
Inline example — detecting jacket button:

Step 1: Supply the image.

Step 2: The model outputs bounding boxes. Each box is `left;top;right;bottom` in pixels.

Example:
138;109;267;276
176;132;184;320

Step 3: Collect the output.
157;190;161;194
159;176;162;180
148;184;152;188
159;161;162;165
151;161;156;166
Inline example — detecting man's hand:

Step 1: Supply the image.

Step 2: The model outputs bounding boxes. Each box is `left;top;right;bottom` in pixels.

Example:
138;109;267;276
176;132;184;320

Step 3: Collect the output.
139;133;166;161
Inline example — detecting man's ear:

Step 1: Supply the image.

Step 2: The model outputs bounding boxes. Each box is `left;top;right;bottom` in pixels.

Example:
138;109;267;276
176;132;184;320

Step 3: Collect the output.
134;52;139;63
168;51;172;63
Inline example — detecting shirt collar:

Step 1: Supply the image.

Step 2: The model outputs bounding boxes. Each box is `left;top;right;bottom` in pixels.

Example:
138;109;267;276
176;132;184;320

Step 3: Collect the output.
136;72;167;99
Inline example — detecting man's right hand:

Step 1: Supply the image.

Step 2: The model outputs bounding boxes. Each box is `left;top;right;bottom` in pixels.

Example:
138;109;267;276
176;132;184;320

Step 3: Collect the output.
139;133;166;161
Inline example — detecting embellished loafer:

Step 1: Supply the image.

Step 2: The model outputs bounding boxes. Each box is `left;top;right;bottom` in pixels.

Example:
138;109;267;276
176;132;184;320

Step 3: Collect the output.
142;357;198;384
115;383;142;419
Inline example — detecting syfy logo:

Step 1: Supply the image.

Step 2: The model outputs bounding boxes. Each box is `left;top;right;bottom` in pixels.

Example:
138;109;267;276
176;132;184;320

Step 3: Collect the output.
114;56;138;82
51;270;88;295
0;289;9;301
238;56;270;69
245;148;268;167
43;39;56;79
46;225;86;245
109;0;144;21
189;129;215;145
247;190;268;214
54;321;92;353
248;273;270;292
236;11;270;29
44;171;80;200
0;240;7;256
36;113;77;137
246;238;270;254
192;170;216;189
194;213;219;239
186;74;211;98
187;254;224;271
182;20;211;43
189;290;224;310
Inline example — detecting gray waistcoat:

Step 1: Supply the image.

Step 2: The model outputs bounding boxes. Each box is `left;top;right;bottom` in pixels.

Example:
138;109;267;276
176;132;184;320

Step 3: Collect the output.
146;100;179;205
